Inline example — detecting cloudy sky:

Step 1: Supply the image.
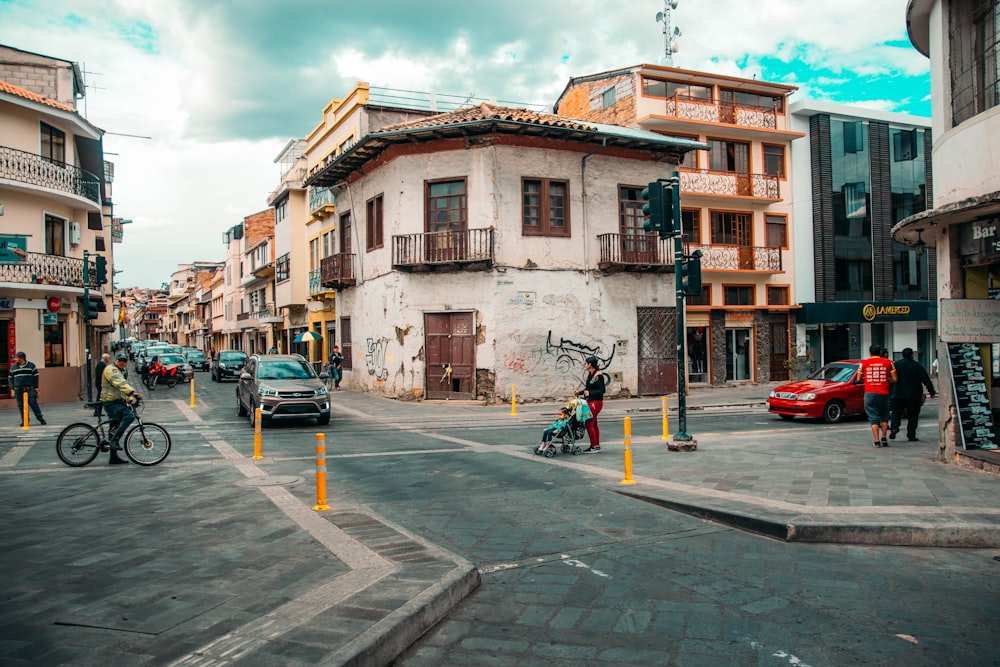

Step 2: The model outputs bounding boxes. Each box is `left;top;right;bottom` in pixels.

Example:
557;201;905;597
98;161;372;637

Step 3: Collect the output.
0;0;930;288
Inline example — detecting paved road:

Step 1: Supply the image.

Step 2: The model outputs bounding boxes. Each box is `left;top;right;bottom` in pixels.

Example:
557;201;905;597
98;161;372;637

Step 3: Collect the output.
2;375;998;665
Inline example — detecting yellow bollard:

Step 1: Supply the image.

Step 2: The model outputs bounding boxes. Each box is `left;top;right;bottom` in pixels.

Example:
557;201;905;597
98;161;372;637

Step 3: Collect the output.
21;397;29;430
189;376;196;408
252;407;263;460
661;395;669;440
312;433;330;511
621;416;635;485
511;384;517;416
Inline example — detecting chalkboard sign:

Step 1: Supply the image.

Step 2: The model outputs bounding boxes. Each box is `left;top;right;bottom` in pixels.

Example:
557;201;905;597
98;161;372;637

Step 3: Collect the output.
947;343;997;450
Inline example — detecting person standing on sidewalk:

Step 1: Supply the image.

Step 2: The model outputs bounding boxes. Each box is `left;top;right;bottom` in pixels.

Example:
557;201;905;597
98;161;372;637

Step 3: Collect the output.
855;344;897;448
576;356;605;453
329;345;344;390
93;353;111;417
10;351;46;425
890;347;936;442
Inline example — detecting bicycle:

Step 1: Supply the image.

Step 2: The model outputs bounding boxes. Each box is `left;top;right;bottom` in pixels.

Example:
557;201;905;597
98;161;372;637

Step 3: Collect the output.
56;397;172;467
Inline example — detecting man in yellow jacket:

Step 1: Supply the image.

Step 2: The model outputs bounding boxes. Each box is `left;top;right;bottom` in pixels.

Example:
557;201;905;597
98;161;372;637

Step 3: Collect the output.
100;352;142;465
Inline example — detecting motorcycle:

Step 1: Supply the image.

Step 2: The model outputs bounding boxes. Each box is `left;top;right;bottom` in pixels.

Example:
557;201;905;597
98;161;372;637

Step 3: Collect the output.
143;363;182;390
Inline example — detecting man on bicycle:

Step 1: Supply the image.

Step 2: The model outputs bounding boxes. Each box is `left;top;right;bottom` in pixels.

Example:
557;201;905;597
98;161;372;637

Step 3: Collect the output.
100;352;142;465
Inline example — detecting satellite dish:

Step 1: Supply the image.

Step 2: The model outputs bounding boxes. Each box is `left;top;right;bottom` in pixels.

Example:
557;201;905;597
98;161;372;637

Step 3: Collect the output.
671;43;680;53
674;26;682;36
656;11;664;21
669;0;678;9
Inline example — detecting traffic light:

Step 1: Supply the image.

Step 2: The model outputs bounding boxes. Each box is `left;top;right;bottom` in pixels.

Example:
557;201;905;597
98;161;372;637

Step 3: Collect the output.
80;296;98;321
94;255;108;285
641;182;665;236
678;249;703;296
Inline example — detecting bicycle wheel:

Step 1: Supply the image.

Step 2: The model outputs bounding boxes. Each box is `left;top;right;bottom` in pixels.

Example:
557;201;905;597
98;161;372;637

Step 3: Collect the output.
123;422;171;466
56;423;102;467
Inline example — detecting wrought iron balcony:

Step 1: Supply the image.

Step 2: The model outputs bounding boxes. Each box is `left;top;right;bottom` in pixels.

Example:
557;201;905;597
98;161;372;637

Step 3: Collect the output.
393;228;494;271
320;253;356;289
309;186;336;217
0;251;99;288
255;304;282;323
680;169;780;200
0;145;101;205
662;95;778;130
689;244;783;272
597;233;676;273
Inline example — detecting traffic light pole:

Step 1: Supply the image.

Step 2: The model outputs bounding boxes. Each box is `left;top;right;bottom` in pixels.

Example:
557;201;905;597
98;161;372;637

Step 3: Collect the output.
83;250;92;402
670;173;692;442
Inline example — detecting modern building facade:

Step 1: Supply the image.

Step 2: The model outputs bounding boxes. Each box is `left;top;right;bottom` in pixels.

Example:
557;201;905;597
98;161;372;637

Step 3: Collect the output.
897;0;1000;456
0;45;114;404
790;101;936;372
554;64;801;386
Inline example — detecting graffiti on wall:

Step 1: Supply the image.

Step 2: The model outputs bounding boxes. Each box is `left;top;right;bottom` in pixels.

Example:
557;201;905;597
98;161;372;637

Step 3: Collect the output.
502;350;544;376
365;337;389;381
545;331;615;373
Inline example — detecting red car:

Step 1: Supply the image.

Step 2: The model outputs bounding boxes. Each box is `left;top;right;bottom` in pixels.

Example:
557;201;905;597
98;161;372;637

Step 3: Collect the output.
767;360;865;423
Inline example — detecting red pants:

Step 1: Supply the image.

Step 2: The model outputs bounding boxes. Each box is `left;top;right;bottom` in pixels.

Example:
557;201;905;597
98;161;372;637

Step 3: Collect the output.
585;400;603;448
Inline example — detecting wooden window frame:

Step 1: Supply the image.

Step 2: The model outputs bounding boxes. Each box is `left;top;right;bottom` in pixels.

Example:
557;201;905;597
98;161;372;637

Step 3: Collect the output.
762;143;786;179
339;212;351;253
707;137;751;174
765;213;788;250
40;121;65;166
709;209;754;246
682;208;702;245
366;193;384;251
723;284;757;306
687;282;712;307
340;317;352;370
425;178;468;233
522;177;570;237
767;284;790;306
672;133;701;170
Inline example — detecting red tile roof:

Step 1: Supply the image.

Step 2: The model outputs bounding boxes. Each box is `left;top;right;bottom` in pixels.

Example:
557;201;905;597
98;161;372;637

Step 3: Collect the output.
0;78;76;112
376;102;596;133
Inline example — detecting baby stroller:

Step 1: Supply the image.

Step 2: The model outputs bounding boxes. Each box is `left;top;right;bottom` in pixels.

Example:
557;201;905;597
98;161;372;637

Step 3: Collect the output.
534;397;592;458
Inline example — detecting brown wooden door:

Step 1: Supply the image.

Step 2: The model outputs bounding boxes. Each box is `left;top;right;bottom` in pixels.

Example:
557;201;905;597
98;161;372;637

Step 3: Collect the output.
769;319;789;381
637;307;677;396
425;312;475;399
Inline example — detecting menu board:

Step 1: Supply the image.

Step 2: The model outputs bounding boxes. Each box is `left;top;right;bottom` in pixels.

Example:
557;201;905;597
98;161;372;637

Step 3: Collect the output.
947;343;997;450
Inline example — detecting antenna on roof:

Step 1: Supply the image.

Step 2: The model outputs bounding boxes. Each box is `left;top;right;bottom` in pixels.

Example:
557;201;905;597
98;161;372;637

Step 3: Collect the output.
656;0;681;66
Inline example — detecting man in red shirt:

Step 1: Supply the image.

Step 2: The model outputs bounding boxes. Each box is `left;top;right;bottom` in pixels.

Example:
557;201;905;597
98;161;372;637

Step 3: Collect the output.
856;345;897;447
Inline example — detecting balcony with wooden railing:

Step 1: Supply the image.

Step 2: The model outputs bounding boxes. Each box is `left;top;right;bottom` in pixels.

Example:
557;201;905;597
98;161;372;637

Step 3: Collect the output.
679;169;780;200
320;253;356;289
0;145;101;206
597;234;676;273
392;228;494;271
688;244;783;272
0;252;99;289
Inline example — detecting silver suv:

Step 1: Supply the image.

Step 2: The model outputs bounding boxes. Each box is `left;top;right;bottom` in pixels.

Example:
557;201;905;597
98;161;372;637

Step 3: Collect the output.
236;354;330;426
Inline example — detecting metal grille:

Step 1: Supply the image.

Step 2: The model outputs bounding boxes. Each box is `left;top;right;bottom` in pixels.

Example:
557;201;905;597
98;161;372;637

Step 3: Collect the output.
950;0;1000;126
637;308;676;362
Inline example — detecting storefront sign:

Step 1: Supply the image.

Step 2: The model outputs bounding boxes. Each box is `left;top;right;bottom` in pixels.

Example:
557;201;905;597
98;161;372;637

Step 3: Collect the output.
0;297;13;310
947;343;997;450
0;236;27;264
798;300;935;324
47;297;61;313
958;218;1000;264
940;299;1000;343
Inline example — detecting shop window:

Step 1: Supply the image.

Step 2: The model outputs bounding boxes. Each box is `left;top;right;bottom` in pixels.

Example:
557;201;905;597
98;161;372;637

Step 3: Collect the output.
44;321;65;367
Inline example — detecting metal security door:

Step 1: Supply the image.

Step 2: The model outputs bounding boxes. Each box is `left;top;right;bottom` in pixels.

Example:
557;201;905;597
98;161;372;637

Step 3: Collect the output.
637;307;677;396
425;312;475;399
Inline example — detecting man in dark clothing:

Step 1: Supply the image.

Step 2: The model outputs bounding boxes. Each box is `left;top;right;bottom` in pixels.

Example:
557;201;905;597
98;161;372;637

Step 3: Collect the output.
93;353;111;416
890;347;936;441
10;351;45;425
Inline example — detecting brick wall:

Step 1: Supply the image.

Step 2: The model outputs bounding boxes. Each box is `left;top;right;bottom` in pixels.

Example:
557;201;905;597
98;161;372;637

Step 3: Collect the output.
243;209;275;248
556;73;638;127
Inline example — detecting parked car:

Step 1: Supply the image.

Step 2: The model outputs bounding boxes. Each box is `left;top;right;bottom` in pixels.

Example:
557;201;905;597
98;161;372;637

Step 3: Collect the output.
236;354;330;427
212;349;249;382
185;349;209;371
767;360;864;423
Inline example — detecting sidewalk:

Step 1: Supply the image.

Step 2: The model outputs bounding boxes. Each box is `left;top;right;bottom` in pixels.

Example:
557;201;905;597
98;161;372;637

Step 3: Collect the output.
2;383;998;665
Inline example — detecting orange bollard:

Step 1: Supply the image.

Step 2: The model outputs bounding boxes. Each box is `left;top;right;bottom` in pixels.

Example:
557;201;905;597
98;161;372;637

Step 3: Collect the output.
511;384;517;416
621;416;636;485
21;397;29;430
661;395;669;440
189;376;196;408
312;433;330;511
252;408;263;460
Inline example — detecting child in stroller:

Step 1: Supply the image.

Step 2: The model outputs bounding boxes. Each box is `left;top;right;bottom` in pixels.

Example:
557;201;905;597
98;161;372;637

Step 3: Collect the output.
533;397;591;458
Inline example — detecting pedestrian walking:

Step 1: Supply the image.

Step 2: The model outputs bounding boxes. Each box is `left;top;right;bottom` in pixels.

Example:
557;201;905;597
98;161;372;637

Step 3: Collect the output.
890;347;936;441
100;352;142;465
93;353;111;417
855;344;897;448
576;356;605;452
10;351;46;425
329;345;344;390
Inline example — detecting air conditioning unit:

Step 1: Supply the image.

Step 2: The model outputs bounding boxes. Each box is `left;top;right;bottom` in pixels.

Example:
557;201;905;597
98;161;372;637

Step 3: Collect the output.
69;221;81;246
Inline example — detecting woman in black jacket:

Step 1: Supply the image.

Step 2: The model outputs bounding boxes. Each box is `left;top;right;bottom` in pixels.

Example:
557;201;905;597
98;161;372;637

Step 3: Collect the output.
576;356;605;452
